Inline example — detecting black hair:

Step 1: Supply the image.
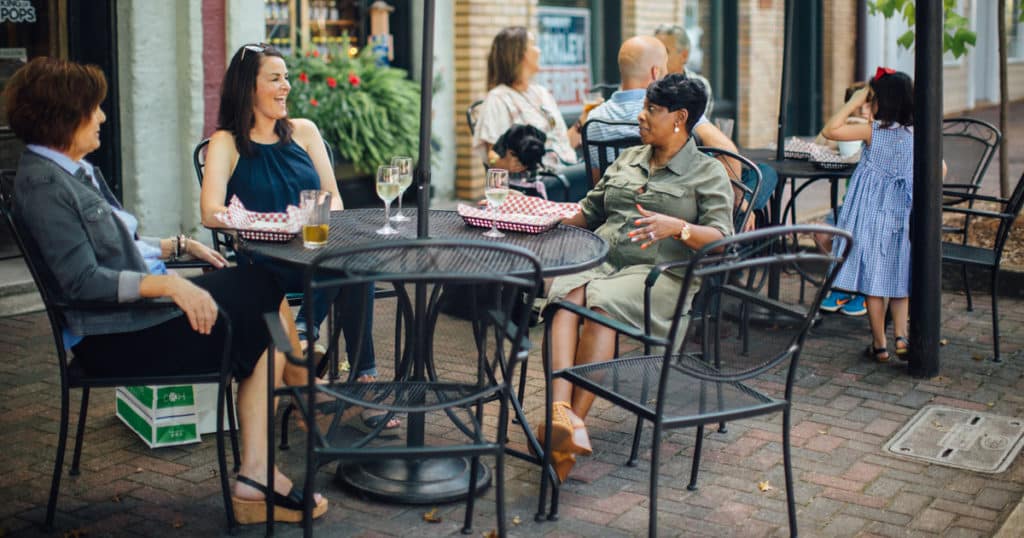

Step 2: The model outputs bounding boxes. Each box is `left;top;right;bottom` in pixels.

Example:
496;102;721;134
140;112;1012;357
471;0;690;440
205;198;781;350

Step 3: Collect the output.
217;43;293;157
645;73;706;132
869;71;913;128
494;124;547;172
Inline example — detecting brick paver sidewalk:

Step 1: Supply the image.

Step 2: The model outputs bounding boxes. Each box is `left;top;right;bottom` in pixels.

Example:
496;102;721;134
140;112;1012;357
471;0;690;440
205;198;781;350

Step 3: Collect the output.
0;282;1022;537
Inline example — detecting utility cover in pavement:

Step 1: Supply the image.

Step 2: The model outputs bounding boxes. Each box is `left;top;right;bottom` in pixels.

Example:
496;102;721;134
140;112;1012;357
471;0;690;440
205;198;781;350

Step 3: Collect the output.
883;405;1024;473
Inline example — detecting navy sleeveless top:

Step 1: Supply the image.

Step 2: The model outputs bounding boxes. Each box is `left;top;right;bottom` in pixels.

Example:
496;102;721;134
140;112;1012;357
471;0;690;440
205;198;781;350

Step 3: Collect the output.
225;140;320;212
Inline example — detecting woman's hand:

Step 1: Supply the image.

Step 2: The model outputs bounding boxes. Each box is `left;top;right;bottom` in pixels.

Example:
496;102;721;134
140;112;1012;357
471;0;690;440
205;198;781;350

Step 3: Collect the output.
166;277;219;335
567;123;582;149
628;204;686;250
185;239;229;269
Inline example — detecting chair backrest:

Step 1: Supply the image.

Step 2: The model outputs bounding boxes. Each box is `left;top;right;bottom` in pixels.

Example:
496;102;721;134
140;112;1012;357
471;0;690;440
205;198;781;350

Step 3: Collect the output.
466;100;484;137
0;174;74;364
303;239;543;379
661;225;849;393
697;146;762;232
580;119;642;181
942;118;1001;191
992;171;1024;257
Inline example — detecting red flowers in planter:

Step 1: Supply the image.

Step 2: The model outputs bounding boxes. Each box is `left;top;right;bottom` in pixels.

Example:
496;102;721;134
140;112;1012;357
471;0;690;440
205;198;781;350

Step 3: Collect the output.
326;76;337;88
348;72;361;87
299;72;308;84
309;98;319;107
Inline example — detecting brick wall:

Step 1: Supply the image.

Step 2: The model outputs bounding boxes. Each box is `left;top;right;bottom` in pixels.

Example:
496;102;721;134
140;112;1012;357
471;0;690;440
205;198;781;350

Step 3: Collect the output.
821;0;858;121
622;0;686;38
736;0;784;148
453;0;537;200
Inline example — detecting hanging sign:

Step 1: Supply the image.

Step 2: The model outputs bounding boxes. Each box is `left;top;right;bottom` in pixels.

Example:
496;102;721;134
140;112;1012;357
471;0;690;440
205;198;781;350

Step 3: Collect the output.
0;0;36;23
534;6;591;114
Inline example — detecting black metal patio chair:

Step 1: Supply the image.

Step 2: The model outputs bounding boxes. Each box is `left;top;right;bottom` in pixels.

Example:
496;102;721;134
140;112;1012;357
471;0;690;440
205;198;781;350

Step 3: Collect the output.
941;117;1001;210
580;118;642;183
0;175;240;531
466;99;572;201
941;170;1024;362
537;225;850;537
263;239;543;537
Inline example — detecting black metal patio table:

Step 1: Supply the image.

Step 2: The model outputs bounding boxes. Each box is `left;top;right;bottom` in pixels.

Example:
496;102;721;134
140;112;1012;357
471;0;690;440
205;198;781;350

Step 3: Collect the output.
237;208;608;504
745;149;853;299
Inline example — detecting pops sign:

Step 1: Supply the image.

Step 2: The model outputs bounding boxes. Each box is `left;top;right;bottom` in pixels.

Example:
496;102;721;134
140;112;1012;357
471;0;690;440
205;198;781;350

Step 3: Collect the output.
0;0;36;23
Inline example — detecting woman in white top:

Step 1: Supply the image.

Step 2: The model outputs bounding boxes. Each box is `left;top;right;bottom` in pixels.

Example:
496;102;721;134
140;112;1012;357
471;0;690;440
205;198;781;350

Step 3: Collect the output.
472;26;588;198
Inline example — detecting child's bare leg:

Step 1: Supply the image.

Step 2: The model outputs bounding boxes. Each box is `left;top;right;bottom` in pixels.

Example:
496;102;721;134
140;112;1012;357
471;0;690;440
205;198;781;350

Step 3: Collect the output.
866;296;888;350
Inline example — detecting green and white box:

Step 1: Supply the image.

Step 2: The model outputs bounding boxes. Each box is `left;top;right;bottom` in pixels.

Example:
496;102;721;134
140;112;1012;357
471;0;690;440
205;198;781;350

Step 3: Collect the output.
115;385;200;448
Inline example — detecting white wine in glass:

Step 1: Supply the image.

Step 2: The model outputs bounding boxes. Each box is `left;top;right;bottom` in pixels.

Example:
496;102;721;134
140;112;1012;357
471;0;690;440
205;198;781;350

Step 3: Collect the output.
483;168;509;238
390;156;413;222
376;165;400;235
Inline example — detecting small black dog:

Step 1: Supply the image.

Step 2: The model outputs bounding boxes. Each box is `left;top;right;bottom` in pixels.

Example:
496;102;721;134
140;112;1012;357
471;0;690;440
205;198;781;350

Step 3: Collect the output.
493;124;547;173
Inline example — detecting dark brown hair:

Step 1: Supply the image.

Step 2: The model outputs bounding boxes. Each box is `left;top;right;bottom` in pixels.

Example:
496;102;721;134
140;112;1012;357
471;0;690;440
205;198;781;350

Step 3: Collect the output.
869;71;914;128
487;27;529;90
844;81;867;102
217;43;293;157
4;57;107;151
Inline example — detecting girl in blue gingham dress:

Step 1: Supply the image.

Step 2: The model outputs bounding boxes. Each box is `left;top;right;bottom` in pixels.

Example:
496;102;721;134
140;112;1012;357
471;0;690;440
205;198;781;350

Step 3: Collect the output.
822;69;915;362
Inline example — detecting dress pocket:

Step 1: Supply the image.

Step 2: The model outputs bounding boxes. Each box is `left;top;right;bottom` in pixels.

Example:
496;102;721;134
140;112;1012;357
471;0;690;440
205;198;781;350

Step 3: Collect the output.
877;214;907;258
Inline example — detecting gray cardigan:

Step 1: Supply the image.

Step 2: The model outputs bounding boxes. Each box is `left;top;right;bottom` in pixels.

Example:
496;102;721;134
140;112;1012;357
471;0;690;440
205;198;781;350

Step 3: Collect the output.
12;151;181;336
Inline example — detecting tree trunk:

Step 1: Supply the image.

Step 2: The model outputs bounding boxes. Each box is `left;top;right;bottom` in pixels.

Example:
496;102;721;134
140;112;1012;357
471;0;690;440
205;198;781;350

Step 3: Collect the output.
998;0;1009;197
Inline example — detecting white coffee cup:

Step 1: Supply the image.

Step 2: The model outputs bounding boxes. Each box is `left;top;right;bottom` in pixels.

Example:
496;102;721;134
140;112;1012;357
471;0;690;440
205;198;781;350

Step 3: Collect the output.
837;140;863;158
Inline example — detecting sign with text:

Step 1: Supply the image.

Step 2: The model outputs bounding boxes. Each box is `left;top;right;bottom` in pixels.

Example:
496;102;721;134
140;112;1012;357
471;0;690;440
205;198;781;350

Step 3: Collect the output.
535;6;590;114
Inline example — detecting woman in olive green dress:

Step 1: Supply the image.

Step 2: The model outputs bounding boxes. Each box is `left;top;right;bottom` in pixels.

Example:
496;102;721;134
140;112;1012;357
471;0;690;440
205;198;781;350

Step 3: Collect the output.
541;74;734;480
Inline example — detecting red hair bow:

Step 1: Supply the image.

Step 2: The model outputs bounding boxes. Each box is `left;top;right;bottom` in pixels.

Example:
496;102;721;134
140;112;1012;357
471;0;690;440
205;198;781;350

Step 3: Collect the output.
873;66;895;81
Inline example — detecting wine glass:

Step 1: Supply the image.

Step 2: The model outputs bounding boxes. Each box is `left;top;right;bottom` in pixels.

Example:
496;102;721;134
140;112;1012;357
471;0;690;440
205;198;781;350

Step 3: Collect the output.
483;168;509;238
390;156;413;222
375;165;400;235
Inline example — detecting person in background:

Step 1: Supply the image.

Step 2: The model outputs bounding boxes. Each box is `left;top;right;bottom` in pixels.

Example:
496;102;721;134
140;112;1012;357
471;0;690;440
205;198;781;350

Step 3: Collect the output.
821;68;918;362
585;35;773;230
5;56;327;524
200;43;397;433
472;26;590;202
540;74;734;482
654;24;714;118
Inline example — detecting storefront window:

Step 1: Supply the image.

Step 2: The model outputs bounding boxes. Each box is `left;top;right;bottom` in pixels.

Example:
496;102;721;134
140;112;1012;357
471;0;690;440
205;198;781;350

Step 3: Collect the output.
537;0;619;116
1009;1;1024;60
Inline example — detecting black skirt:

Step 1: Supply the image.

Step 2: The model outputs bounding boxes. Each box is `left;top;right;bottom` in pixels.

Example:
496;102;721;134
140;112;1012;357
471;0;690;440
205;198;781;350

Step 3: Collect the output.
73;265;284;380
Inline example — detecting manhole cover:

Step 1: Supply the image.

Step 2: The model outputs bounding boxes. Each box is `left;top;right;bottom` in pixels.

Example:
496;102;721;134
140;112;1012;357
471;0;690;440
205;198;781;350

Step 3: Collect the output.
883;405;1024;473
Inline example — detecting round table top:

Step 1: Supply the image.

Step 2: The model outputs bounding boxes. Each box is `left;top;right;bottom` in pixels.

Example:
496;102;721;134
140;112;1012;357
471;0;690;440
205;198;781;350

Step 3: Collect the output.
744;148;854;179
238;208;608;278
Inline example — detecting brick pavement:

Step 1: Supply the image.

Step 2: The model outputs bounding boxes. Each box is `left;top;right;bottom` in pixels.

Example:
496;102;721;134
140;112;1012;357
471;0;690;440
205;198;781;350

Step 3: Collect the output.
0;281;1022;537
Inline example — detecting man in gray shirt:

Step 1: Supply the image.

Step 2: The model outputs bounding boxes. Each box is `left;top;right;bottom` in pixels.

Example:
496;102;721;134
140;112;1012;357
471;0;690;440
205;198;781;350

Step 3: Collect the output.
654;24;714;118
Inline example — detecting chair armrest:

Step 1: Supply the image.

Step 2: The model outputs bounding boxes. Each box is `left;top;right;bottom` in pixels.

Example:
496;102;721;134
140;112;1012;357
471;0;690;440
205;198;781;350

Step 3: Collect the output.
940;190;1009;204
56;297;176;311
645;260;691;288
262;311;308;368
940;206;1013;220
543;299;668;347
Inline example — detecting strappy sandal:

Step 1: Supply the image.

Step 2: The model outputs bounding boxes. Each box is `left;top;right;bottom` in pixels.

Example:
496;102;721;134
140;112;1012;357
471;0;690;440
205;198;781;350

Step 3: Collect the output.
894;336;910;359
865;345;890;363
536;401;592;456
231;474;328;524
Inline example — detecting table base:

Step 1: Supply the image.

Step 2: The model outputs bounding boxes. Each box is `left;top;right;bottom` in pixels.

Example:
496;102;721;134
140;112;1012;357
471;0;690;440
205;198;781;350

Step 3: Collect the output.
336;457;491;504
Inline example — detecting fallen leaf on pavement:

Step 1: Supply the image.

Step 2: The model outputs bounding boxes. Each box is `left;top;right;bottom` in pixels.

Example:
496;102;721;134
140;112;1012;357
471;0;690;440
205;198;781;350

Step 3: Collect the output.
512;516;522;526
482;531;498;538
939;339;948;346
758;480;774;492
423;507;442;523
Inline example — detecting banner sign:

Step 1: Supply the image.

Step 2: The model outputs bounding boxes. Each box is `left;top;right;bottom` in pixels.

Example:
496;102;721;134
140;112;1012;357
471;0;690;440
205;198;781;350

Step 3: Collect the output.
535;6;591;114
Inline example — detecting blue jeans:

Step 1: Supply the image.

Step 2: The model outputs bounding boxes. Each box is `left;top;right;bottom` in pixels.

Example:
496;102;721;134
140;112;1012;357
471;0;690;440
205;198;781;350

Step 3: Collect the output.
742;163;779;211
237;251;377;378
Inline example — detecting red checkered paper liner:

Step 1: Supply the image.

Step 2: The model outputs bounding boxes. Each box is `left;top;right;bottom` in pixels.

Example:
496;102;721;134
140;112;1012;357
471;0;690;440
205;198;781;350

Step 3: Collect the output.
213;195;304;242
457;196;581;234
766;137;818;160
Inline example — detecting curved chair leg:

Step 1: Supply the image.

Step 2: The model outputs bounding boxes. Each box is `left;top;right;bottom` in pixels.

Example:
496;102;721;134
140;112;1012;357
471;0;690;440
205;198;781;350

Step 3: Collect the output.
687;424;705;491
783;407;798;537
991;270;1001;363
216;380;237;534
462;455;480;534
45;385;71;529
224;383;240;472
964;264;974;311
627;417;643;466
70;387;90;476
279;402;294;450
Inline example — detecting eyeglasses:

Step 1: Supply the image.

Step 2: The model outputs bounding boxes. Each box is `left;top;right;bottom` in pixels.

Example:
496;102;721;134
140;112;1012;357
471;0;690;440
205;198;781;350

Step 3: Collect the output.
240;43;268;62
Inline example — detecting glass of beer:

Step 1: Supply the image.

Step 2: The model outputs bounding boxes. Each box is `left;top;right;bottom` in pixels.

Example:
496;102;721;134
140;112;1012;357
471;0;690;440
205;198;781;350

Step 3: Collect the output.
389;156;413;222
483;168;509;238
300;189;331;249
375;165;400;235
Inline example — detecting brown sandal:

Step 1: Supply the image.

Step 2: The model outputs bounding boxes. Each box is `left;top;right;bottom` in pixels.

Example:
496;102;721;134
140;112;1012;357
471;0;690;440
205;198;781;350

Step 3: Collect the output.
231;475;328;524
537;401;592;456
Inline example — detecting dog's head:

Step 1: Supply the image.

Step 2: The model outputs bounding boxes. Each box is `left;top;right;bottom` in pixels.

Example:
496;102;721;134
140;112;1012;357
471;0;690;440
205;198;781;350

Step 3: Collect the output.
493;124;547;172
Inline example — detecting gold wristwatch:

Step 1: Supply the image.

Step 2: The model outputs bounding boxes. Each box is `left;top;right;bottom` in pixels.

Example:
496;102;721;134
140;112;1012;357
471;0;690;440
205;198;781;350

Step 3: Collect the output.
678;221;692;241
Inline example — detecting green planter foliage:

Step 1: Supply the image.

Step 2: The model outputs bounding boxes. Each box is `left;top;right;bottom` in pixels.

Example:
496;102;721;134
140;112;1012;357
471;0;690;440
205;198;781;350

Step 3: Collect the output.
287;46;421;176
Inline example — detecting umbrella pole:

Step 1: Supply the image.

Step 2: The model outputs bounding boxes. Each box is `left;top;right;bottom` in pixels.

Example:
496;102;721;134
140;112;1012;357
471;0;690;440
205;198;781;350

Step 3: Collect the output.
416;0;436;239
776;0;794;161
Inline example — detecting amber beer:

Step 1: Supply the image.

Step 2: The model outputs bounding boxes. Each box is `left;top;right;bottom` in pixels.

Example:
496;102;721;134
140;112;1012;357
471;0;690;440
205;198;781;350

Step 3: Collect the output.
300;189;331;249
302;223;329;246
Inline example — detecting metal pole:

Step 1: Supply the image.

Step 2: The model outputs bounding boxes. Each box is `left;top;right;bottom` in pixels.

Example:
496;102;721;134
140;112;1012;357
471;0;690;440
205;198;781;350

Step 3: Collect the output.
909;0;943;377
415;0;435;239
776;0;794;161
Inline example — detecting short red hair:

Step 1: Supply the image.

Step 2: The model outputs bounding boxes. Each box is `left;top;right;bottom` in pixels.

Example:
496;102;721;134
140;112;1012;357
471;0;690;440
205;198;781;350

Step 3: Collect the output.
4;57;107;150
